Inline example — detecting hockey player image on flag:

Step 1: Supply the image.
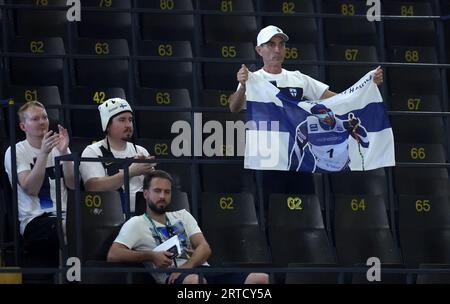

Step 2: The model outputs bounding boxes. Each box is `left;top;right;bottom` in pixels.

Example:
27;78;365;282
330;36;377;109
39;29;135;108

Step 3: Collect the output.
244;69;395;172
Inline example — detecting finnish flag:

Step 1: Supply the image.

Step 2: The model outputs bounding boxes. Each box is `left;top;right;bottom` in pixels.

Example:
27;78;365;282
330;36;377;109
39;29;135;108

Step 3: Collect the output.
244;69;395;172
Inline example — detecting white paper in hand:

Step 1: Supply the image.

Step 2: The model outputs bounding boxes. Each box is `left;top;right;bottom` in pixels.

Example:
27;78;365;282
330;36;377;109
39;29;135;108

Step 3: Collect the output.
153;235;182;256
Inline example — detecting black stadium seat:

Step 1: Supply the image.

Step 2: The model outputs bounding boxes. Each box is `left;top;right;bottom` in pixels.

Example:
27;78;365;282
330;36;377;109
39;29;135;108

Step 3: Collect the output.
261;0;318;44
9;37;65;88
398;195;450;266
326;44;379;93
202;42;255;90
11;0;69;40
69;87;127;138
135;138;174;159
137;0;194;42
284;43;319;82
201;89;235;108
268;194;335;267
201;192;271;266
66;191;125;262
394;143;447;164
70;108;103;139
387;94;442;112
136;88;191;108
390;116;445;144
78;0;132;41
394;167;450;196
322;0;377;45
330;169;389;208
198;112;247;159
74;38;129;88
69;87;127;105
199;0;257;43
138;40;193;95
383;1;437;46
200;164;255;193
387;46;441;96
333;194;402;266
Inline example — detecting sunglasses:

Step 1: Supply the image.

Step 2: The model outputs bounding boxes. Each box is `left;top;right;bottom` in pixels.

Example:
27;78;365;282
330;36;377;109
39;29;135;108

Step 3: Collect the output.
315;111;333;119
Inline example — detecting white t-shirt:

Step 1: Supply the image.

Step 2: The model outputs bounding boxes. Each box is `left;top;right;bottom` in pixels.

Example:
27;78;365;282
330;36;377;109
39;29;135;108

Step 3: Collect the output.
238;68;329;109
114;210;205;284
79;139;150;212
4;140;68;235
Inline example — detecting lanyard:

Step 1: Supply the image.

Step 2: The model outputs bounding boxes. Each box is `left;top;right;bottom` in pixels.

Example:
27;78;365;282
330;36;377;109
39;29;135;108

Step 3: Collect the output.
144;213;178;267
144;213;173;245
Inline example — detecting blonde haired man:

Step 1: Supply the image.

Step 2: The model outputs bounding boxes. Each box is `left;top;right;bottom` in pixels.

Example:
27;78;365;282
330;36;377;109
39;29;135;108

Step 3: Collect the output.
4;101;74;267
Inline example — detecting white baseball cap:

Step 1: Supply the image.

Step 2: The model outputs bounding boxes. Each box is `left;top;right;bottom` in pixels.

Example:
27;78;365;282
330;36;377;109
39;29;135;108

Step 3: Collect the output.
256;25;289;46
98;98;133;131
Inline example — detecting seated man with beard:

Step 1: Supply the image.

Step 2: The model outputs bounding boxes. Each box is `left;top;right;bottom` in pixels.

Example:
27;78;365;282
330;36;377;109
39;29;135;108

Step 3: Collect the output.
79;98;156;212
107;170;269;284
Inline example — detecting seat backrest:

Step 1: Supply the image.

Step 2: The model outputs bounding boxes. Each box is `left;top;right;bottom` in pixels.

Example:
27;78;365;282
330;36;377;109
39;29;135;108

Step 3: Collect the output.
334;194;390;230
399;194;450;267
261;0;317;44
334;194;402;265
383;1;436;46
330;169;388;197
201;89;234;107
394;169;450;196
268;194;335;265
322;0;377;45
268;194;325;229
201;192;271;266
75;38;129;87
137;0;194;42
9;37;65;87
387;46;438;64
201;192;258;227
66;190;125;262
135;138;174;159
395;143;446;163
391;116;445;144
136;88;191;108
135;110;191;140
199;0;256;43
13;0;68;39
78;0;132;40
69;87;127;105
388;94;442;112
399;194;450;231
200;163;254;193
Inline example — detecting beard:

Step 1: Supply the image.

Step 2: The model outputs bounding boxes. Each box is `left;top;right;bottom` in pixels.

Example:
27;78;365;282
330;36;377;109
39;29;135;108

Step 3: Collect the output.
147;200;168;214
121;129;133;141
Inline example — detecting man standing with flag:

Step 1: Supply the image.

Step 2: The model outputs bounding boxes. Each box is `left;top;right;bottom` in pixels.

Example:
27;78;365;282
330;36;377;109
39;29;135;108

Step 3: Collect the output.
229;25;384;205
228;25;384;112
